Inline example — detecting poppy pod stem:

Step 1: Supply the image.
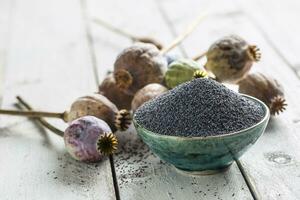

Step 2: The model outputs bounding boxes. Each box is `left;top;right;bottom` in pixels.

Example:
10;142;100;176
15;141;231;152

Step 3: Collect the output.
92;18;137;41
16;96;119;156
92;18;163;50
15;96;64;137
160;12;207;55
0;108;68;122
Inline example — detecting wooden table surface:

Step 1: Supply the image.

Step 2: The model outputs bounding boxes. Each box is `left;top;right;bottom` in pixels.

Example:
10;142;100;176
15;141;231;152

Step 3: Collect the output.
0;0;299;199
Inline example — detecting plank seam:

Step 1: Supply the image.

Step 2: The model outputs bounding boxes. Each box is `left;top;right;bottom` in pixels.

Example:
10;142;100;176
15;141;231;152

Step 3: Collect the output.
0;0;15;106
236;159;260;200
80;0;100;86
154;0;188;57
243;11;300;79
79;0;120;199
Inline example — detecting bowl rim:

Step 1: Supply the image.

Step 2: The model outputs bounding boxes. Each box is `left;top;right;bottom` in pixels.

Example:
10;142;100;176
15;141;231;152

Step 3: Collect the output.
133;94;270;140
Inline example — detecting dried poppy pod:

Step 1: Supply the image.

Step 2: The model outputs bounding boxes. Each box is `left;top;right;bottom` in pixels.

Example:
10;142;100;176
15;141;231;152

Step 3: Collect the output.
114;43;167;95
238;73;287;115
99;73;133;110
164;59;205;89
131;83;168;112
13;97;118;163
68;94;132;132
0;94;132;132
205;35;261;84
64;116;118;162
113;13;207;94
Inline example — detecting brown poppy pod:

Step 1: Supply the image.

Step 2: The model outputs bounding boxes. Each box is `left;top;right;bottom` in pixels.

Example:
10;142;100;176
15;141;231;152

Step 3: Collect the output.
68;94;131;131
114;43;167;95
99;73;133;110
205;35;261;84
238;73;287;115
0;94;132;132
131;83;168;112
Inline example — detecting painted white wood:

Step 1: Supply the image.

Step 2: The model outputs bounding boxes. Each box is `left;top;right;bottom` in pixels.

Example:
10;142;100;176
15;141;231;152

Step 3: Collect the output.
238;0;300;77
86;0;253;199
114;126;252;200
3;0;299;199
236;1;300;199
159;0;300;199
0;0;13;102
0;0;115;199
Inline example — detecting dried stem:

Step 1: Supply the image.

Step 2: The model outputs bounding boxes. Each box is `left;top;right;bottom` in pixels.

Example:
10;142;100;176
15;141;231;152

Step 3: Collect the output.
93;18;137;41
160;12;207;55
192;51;207;61
16;96;64;137
92;18;164;50
0;109;66;120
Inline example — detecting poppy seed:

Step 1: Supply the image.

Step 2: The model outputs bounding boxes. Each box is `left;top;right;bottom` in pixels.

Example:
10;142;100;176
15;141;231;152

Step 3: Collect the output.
135;78;265;137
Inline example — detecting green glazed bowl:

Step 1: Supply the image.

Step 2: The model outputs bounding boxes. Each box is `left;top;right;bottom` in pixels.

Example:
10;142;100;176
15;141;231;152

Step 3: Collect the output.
133;94;270;175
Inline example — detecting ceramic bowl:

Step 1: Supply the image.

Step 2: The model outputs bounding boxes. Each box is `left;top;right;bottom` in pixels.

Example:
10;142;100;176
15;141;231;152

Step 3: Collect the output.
133;95;270;175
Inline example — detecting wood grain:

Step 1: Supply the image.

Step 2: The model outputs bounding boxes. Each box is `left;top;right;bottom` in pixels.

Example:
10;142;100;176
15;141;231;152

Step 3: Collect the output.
0;0;13;102
159;0;300;199
114;126;253;200
2;0;300;199
86;0;253;199
238;0;300;78
0;0;115;199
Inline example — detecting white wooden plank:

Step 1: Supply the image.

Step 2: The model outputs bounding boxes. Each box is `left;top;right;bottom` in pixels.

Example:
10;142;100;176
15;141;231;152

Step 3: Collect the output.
115;126;252;200
159;0;300;199
238;0;300;77
0;0;115;199
86;0;253;199
0;0;13;102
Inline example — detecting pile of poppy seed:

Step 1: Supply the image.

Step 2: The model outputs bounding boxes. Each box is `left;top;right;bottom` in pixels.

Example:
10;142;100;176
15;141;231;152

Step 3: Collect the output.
135;78;265;137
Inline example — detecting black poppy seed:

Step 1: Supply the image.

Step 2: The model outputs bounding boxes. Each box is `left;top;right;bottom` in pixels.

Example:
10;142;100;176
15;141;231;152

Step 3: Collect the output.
135;78;265;137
